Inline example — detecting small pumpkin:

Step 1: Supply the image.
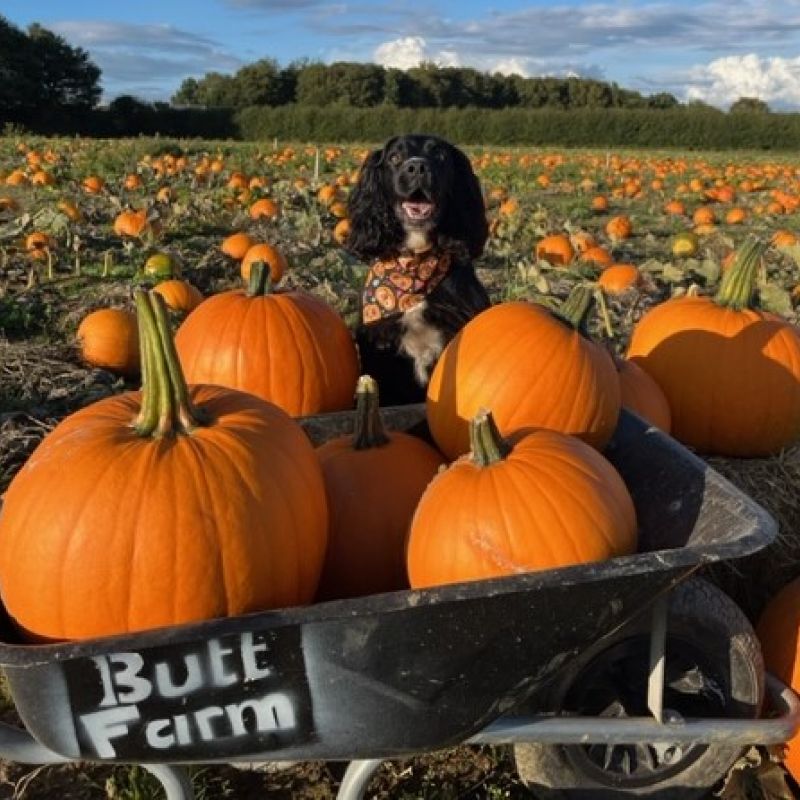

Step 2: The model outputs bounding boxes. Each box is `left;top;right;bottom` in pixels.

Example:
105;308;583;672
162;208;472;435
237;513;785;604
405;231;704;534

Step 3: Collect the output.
605;215;632;241
407;410;637;589
143;251;180;279
628;236;800;456
598;264;641;295
316;376;444;600
250;198;280;220
535;233;575;266
176;262;359;416
113;209;154;239
221;232;254;260
77;308;140;376
152;279;204;313
241;242;287;283
0;291;328;641
427;286;621;460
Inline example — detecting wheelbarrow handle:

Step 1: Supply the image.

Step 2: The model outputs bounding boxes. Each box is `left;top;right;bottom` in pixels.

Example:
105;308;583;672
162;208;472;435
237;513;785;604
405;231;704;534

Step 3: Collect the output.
470;672;800;747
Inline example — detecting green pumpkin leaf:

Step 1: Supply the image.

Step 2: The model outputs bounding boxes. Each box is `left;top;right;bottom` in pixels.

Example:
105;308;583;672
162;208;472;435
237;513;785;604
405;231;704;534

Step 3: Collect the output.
758;283;793;315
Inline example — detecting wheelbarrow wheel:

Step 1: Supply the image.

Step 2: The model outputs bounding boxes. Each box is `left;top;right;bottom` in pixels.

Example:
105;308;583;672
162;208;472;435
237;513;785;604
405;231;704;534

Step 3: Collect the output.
514;577;763;799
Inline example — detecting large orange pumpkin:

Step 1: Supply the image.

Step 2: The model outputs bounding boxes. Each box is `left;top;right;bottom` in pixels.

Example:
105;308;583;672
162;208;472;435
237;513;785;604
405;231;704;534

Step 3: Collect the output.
77;308;140;376
756;579;800;784
427;287;621;460
176;262;359;416
628;237;800;456
0;291;328;641
315;376;443;600
407;410;637;588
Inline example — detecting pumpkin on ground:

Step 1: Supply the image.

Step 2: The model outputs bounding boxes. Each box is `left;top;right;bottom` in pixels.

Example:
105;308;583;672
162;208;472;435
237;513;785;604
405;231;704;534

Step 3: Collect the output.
407;410;637;588
598;264;640;295
176;261;359;416
0;291;328;641
627;237;800;456
240;242;287;283
316;376;444;600
535;233;575;266
77;307;140;376
756;578;800;784
152;279;204;313
427;286;621;460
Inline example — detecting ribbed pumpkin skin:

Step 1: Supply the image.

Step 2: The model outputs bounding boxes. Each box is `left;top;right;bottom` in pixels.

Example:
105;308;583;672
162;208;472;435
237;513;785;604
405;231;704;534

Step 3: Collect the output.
426;302;621;460
407;428;637;589
175;289;359;416
316;434;444;600
617;358;671;433
0;385;328;641
77;308;140;376
627;297;800;456
756;579;800;783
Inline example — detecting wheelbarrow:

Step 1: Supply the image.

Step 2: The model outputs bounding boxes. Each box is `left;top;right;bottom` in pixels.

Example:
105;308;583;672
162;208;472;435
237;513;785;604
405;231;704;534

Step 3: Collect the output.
0;407;796;799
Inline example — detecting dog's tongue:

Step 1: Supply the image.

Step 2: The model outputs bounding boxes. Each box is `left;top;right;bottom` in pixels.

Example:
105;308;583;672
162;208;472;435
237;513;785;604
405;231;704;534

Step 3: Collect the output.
402;201;434;220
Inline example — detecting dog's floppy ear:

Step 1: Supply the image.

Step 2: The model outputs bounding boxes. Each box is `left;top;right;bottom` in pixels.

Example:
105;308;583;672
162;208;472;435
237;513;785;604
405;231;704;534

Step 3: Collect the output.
345;143;404;260
438;145;488;259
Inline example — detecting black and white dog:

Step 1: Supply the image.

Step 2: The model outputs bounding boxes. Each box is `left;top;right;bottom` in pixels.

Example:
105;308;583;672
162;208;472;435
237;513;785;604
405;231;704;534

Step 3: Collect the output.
346;134;490;406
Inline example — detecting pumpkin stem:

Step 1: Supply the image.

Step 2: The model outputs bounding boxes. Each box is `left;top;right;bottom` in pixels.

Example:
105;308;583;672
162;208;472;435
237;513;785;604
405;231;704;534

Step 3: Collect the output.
246;261;274;297
470;408;511;467
556;283;595;333
352;375;390;450
133;290;209;437
715;236;766;310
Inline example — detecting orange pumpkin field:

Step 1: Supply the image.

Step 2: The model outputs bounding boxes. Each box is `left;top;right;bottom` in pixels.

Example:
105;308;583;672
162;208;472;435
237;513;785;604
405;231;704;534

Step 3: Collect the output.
3;137;800;796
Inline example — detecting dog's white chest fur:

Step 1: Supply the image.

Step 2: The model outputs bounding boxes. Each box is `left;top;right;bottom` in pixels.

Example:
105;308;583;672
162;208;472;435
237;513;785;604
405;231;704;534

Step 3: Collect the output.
400;302;445;385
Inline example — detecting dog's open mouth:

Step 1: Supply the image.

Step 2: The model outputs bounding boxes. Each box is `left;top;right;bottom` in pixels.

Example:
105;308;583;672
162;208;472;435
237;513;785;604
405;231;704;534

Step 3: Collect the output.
401;200;435;221
400;189;435;222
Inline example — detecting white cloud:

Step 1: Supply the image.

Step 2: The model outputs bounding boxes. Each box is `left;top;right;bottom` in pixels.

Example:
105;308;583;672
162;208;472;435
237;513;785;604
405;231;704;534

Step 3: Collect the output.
372;37;602;80
684;53;800;108
373;36;460;69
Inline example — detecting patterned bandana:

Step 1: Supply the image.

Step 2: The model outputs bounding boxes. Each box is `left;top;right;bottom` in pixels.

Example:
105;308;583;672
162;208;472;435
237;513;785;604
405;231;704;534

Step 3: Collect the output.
362;251;452;324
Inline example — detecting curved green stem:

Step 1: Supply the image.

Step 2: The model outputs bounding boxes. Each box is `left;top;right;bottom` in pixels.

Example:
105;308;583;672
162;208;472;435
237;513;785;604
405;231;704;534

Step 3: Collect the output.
715;236;766;310
470;409;511;467
353;375;389;449
132;290;209;437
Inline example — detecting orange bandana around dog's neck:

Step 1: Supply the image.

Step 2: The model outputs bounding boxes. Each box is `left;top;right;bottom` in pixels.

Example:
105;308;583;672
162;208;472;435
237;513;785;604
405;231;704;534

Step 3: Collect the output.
362;251;452;324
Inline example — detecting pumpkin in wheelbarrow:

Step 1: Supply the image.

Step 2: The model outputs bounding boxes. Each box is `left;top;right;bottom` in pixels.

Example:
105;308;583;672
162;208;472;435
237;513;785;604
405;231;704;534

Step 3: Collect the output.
0;290;328;642
407;410;637;588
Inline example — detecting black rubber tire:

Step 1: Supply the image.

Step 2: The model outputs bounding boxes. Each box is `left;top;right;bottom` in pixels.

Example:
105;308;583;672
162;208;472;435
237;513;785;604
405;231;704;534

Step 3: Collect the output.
514;578;764;800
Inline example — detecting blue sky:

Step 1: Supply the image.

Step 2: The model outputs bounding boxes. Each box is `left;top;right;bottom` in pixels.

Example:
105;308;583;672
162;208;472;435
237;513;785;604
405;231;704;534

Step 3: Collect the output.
5;0;800;108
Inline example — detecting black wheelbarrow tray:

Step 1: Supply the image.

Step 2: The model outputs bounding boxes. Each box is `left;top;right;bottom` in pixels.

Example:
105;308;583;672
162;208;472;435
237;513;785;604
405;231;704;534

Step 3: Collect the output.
0;407;797;800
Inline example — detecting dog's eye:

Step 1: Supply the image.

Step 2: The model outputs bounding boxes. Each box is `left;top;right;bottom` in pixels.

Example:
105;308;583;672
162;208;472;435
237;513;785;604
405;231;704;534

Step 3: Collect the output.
388;152;402;166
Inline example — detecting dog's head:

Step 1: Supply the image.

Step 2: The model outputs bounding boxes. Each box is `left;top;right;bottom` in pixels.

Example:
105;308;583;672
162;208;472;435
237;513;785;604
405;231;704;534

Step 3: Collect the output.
346;134;488;261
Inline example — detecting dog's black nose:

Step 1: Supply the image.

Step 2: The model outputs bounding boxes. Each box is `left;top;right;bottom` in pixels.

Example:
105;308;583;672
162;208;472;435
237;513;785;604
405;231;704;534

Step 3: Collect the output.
402;157;429;177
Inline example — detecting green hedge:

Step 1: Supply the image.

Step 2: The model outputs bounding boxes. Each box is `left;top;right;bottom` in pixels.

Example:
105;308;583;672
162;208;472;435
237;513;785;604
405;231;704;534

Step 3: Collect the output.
13;104;800;149
235;105;800;149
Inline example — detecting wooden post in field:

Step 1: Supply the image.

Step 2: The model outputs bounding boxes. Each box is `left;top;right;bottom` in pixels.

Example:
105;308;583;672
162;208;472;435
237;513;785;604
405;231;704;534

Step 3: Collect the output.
314;147;320;183
273;137;278;152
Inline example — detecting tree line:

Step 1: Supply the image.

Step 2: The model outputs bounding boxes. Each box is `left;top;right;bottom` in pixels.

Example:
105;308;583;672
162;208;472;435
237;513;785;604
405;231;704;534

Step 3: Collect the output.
172;59;685;111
